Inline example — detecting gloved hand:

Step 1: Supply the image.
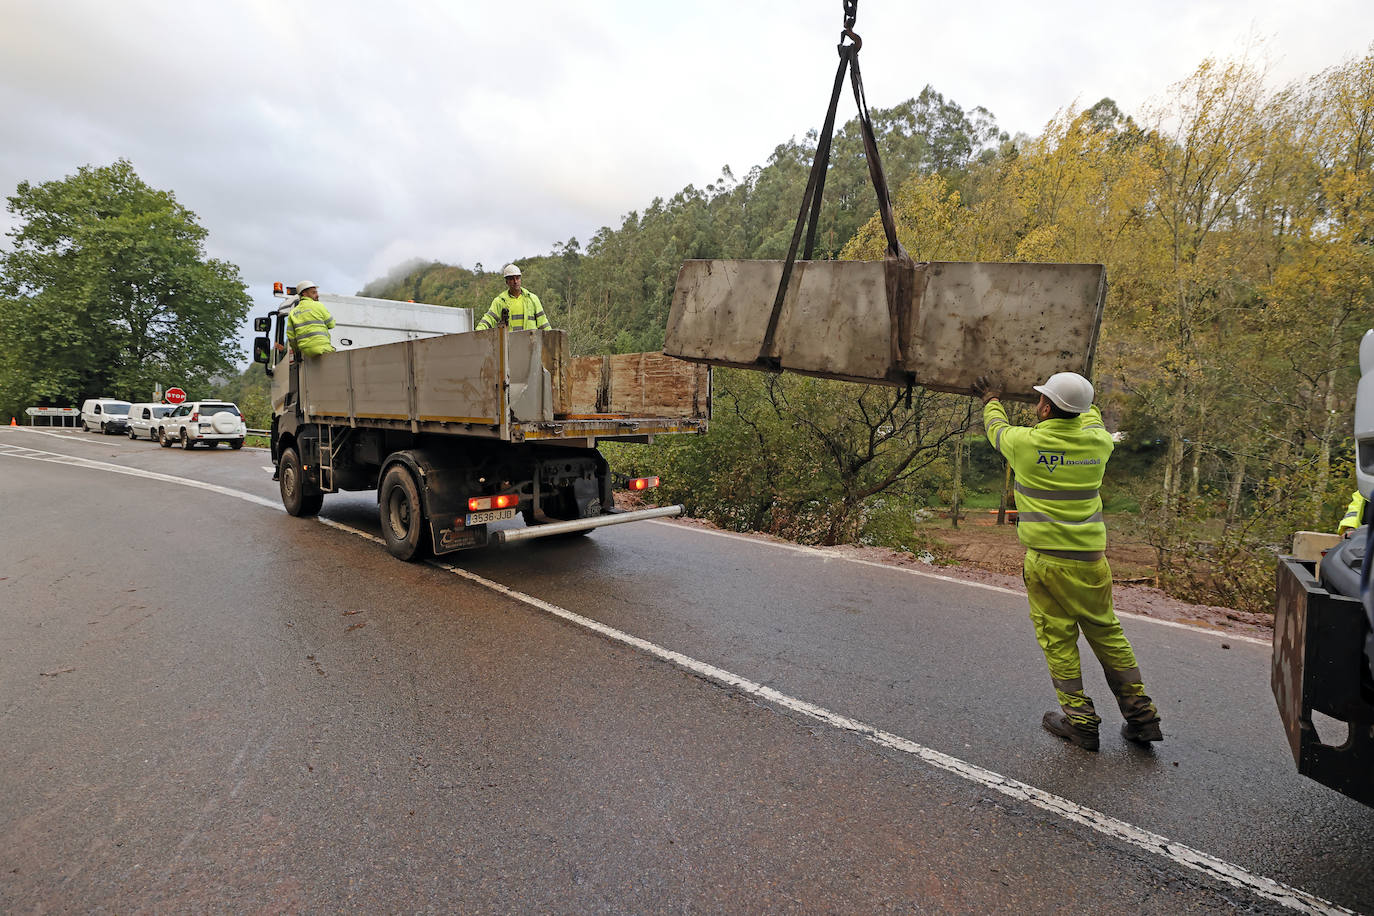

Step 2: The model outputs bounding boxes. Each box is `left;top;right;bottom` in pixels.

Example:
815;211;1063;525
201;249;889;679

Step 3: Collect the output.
972;375;999;404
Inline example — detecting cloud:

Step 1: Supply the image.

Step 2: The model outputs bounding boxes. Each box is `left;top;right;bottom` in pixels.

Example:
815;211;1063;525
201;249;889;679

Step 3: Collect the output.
1;0;1370;364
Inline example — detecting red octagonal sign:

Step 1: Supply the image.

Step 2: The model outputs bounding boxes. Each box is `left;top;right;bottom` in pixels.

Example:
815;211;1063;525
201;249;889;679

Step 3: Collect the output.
165;387;187;405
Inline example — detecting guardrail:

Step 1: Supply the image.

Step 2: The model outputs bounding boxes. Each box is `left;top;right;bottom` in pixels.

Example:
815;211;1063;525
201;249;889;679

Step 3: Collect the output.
247;428;269;437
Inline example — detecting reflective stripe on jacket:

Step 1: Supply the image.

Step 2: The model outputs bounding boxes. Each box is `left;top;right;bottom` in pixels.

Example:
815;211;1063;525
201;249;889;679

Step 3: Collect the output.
287;300;336;356
475;290;550;331
1338;490;1367;533
984;400;1112;553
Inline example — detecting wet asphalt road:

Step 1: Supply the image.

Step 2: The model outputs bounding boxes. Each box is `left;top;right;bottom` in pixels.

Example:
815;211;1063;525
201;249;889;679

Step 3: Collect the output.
1;425;1371;914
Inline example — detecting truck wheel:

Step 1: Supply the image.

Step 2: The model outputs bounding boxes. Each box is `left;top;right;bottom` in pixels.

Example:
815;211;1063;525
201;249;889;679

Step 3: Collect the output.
159;429;172;448
128;428;137;439
181;429;193;449
379;465;428;561
230;438;244;450
280;447;323;517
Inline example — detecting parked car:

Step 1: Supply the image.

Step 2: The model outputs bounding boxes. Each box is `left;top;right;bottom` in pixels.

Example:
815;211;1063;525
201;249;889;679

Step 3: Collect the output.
158;401;246;449
126;403;174;441
80;398;132;434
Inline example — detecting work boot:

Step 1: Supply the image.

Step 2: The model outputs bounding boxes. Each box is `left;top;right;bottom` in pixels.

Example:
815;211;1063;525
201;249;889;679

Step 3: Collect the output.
272;467;280;481
1041;710;1100;751
1121;719;1163;744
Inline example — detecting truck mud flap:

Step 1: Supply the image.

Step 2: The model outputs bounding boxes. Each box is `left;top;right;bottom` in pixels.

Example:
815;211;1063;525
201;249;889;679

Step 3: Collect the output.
431;520;488;556
1272;556;1374;807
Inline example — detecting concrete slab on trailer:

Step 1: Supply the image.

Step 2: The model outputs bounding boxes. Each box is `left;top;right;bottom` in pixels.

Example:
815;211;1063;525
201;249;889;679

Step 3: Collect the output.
664;259;1106;401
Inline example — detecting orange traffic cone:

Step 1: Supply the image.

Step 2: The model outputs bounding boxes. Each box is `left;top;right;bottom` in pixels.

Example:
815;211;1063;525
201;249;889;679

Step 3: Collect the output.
8;417;15;426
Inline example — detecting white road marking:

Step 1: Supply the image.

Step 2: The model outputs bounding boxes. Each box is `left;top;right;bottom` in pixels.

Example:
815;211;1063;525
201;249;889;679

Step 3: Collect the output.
0;438;1345;914
7;426;118;445
648;520;1273;648
0;441;280;510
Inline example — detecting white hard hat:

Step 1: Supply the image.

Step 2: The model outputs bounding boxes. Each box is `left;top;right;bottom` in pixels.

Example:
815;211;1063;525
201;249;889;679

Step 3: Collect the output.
296;281;317;294
1033;372;1094;414
502;264;522;278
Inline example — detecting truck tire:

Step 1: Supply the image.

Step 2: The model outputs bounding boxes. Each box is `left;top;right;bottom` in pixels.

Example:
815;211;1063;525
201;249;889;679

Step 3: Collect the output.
379;465;428;561
181;429;194;449
230;438;244;450
280;447;323;517
159;429;172;448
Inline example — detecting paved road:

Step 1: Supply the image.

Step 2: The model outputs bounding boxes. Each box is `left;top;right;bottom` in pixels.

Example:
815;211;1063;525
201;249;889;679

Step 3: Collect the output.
1;425;1370;914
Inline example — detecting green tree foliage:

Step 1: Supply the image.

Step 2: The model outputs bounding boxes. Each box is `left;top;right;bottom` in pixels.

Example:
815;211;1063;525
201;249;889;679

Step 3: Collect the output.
0;160;250;417
617;370;971;545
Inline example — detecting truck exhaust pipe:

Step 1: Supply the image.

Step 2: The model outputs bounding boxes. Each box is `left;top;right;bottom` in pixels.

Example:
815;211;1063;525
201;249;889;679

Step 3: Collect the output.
492;505;684;545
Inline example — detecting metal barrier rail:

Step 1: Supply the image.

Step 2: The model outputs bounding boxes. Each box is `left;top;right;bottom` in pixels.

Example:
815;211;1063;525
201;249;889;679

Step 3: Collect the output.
246;428;269;436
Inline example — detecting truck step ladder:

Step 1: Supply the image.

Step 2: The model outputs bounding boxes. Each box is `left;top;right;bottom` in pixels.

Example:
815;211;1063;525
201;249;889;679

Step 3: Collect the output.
319;424;346;493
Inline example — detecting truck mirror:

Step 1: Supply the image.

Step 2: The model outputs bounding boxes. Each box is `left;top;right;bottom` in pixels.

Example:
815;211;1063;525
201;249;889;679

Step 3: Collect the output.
253;336;271;364
254;316;270;333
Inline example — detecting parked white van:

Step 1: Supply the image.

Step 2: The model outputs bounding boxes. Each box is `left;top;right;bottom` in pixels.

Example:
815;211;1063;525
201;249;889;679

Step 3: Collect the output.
80;398;132;434
126;403;174;440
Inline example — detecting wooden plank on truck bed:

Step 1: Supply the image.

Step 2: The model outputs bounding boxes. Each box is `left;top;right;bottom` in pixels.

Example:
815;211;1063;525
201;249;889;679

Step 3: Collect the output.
664;259;1105;401
566;353;709;419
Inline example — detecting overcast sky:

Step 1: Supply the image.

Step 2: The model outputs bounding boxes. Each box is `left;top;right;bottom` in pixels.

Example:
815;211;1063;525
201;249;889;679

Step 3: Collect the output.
2;0;1371;366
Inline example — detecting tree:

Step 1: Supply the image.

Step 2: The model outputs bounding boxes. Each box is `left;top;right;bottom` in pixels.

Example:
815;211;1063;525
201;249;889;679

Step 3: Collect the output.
0;160;250;417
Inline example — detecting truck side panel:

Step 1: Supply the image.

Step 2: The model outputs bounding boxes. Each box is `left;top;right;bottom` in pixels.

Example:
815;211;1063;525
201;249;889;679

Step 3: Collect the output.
414;333;504;423
295;327;708;439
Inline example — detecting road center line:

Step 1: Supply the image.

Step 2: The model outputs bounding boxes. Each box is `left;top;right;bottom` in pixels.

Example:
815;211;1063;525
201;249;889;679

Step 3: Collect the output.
648;520;1272;648
0;437;1341;914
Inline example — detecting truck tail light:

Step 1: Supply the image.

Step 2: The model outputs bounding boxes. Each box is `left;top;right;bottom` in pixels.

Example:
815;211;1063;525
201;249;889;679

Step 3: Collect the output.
468;494;518;511
190;411;199;421
627;476;660;491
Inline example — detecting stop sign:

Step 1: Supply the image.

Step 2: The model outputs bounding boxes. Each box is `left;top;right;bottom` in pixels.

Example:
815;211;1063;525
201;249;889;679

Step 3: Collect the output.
165;387;187;404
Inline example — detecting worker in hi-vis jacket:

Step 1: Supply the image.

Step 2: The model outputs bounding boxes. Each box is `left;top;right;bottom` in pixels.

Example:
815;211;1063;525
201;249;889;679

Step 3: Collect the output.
475;264;550;331
285;282;336;357
1338;490;1367;537
973;371;1163;752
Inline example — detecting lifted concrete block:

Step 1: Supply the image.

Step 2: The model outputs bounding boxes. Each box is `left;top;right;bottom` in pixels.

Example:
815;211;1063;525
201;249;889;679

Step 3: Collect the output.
664;259;1106;400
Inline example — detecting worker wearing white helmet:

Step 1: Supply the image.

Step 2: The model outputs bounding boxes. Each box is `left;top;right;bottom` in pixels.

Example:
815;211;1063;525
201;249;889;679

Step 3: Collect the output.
973;370;1163;752
475;263;550;331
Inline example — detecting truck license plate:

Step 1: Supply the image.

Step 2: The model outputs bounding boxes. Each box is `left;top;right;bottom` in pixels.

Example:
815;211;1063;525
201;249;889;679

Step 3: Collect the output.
466;508;517;525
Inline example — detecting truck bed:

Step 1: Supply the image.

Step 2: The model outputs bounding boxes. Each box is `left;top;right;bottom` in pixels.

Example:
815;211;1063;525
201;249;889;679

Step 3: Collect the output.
295;327;709;445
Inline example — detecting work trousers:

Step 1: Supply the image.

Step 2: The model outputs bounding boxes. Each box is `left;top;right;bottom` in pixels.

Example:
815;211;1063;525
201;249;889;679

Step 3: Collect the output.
1022;549;1159;731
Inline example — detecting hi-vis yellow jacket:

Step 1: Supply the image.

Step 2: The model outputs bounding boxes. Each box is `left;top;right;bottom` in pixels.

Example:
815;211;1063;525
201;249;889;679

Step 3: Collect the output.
1338;490;1367;533
476;290;550;331
984;400;1113;556
286;300;336;356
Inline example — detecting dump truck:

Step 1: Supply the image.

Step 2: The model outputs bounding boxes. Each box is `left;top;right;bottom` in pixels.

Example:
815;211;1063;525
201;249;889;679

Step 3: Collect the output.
1271;329;1374;808
251;285;709;559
